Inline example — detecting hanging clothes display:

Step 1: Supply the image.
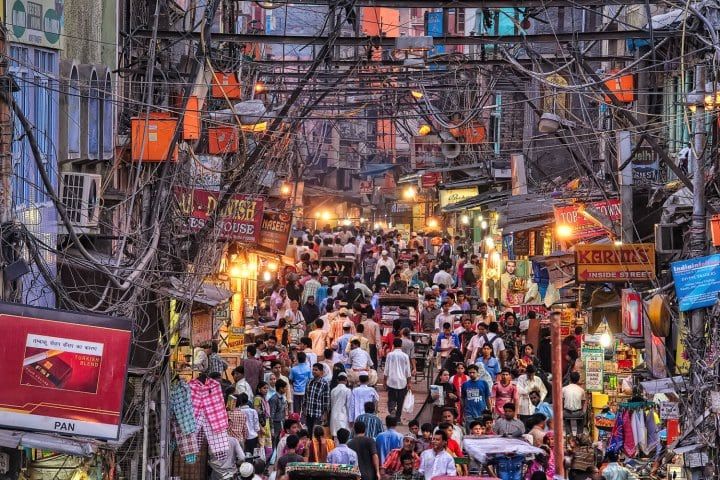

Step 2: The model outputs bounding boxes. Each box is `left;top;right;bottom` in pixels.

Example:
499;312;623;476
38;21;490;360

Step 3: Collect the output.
607;409;624;454
632;411;648;455
189;377;230;461
170;379;199;463
645;409;659;454
621;410;636;458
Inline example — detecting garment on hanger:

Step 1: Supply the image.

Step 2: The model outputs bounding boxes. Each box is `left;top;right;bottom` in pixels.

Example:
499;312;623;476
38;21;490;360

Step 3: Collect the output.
170;379;199;462
622;410;636;458
608;410;624;454
189;378;230;460
646;409;659;454
632;410;648;455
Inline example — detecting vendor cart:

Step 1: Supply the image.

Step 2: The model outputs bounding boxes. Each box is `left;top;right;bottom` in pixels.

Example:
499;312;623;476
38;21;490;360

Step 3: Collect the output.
377;294;420;331
411;332;434;388
286;462;361;480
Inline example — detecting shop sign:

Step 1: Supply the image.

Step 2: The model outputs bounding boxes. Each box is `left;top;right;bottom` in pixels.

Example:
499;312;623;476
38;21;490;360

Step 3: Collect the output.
554;199;621;240
632;145;660;184
621;289;644;337
0;303;131;439
582;345;604;392
439;188;477;208
175;187;264;243
670;253;720;311
659;401;679;419
258;210;293;254
359;180;374;195
9;0;63;49
226;327;245;353
575;243;656;282
510;304;549;318
421;172;441;188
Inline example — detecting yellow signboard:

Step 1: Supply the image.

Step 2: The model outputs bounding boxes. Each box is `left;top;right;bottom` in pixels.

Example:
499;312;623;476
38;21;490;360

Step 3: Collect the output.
438;188;477;208
575;243;656;282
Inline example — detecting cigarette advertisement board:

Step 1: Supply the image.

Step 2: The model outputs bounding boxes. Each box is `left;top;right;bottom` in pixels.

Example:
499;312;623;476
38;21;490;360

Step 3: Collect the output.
0;303;132;439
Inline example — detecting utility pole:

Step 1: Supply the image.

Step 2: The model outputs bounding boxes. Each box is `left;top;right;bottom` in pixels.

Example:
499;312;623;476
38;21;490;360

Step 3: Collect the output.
616;130;633;242
690;64;706;338
550;310;564;478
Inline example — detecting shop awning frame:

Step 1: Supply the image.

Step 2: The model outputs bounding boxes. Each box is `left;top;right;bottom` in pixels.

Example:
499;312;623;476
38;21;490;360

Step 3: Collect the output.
162;276;232;307
0;424;142;457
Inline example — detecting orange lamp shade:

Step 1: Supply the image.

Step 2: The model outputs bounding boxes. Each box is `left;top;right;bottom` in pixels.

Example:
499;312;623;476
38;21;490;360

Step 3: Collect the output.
211;72;242;100
131;112;178;162
462;123;486;144
208;126;239;154
604;69;635;103
711;215;720;247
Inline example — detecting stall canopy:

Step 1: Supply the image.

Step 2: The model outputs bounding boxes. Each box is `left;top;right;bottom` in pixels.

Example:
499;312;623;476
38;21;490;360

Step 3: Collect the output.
0;424;141;457
163;276;232;307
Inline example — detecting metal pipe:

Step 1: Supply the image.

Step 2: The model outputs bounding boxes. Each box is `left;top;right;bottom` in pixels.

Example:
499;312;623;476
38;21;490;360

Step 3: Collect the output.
690;65;706;339
550;310;565;477
141;381;150;480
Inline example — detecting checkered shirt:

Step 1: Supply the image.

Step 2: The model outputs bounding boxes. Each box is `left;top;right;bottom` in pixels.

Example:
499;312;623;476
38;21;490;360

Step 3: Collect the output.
189;378;229;433
169;380;196;434
195;406;229;462
228;409;248;442
208;353;228;375
304;377;330;419
171;420;199;458
355;413;384;439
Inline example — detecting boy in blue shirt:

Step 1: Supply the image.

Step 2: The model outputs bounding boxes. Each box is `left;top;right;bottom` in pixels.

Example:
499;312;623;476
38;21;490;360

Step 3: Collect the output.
289;352;312;415
461;364;491;431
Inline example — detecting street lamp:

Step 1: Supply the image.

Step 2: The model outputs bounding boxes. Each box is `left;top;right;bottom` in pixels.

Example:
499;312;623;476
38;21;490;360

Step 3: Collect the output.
556;224;573;239
460;214;470;225
427;218;439;229
403;186;417;200
599;317;613;348
480;220;488;230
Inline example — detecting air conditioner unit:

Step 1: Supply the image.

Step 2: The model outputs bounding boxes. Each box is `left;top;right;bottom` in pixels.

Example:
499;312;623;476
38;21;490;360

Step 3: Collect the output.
655;223;683;253
61;172;101;228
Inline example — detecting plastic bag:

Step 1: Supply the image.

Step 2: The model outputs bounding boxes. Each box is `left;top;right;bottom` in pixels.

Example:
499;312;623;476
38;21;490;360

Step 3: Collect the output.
403;391;415;413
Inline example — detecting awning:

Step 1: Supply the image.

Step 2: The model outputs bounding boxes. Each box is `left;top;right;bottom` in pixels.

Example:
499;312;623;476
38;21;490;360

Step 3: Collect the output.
0;424;142;456
359;163;395;177
442;191;509;212
163;276;232;307
500;218;554;234
640;376;687;395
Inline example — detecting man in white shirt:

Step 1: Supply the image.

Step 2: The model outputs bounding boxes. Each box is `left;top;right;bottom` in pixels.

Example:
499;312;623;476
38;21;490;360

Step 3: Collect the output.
434;300;457;333
348;374;379;422
466;322;505;364
191;343;211;372
347;339;376;385
419;431;457;480
562;371;586;411
515;365;548;420
342;238;358;257
384;337;412;421
375;250;396;277
432;266;454;289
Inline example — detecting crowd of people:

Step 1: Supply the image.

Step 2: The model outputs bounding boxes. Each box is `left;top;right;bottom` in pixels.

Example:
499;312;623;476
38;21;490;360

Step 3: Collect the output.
194;226;638;480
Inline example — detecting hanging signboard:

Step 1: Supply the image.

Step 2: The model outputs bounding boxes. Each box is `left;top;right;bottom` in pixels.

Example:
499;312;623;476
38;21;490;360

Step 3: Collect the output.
554;199;622;240
359;180;374;195
174;187;264;243
621;289;644;337
659;401;679;420
421;172;442;188
670;254;720;311
632;145;660;184
258;210;293;254
575;243;656;282
582;345;604;392
438;188;478;208
8;0;63;49
0;302;131;439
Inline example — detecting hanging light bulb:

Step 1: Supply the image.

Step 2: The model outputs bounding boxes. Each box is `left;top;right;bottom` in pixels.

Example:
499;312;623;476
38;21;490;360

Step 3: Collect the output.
599;317;613;348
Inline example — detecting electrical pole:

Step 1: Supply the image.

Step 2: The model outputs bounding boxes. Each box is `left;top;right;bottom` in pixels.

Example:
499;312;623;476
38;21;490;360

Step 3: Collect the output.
690;64;706;338
550;310;564;478
616;130;633;242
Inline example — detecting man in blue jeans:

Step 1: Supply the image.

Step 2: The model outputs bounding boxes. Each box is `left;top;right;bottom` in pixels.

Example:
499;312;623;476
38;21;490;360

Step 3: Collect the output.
289;352;311;416
461;363;491;431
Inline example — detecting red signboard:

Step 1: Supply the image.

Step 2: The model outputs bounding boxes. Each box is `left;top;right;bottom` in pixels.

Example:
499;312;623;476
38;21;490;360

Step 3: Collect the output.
575;243;656;282
0;303;131;439
175;187;264;243
258;210;293;254
421;172;442;188
359;180;374;195
622;289;643;337
554;199;621;240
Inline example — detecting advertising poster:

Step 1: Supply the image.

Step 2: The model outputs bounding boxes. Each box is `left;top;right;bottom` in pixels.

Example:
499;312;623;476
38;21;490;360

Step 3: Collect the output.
175;187;264;243
621;289;643;337
554;199;621;240
258;210;293;254
582;345;605;392
670;254;720;311
0;303;131;439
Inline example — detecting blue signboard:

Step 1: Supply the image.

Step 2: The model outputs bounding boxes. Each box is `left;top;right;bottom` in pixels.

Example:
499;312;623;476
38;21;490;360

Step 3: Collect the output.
670;254;720;311
425;11;446;70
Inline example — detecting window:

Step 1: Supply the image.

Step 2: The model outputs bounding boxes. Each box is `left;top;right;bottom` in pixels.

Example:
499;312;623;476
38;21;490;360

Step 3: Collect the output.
542;73;569;117
87;69;100;159
101;70;114;159
9;45;58;207
67;64;81;158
